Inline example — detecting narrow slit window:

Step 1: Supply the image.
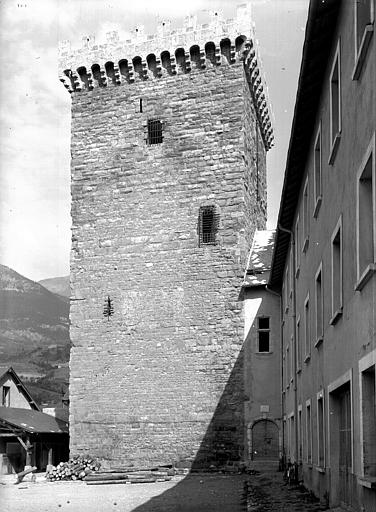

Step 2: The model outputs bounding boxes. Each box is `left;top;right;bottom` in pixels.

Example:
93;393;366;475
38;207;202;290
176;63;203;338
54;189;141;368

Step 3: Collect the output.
147;119;163;145
257;317;270;353
198;206;219;246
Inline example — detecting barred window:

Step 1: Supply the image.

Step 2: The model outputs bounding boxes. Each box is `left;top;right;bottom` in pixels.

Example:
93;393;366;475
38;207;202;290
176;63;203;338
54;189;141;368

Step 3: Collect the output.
147;119;163;145
198;206;219;246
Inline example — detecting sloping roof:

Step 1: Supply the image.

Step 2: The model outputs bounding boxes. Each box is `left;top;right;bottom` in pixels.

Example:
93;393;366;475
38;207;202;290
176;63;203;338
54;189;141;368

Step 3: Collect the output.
243;230;275;287
269;0;342;288
0;366;40;411
0;407;68;434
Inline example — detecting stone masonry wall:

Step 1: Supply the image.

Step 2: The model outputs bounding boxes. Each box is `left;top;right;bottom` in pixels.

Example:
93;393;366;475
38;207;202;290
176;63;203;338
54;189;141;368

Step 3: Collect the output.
69;61;267;468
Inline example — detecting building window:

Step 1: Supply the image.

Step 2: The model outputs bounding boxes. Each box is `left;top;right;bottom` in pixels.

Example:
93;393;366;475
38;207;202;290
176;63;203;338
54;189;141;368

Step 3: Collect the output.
361;363;376;477
289;414;295;461
147;119;163;144
198;206;219;246
329;42;341;164
317;391;325;468
306;400;312;464
289;250;293;300
257;317;270;353
298;406;303;462
2;386;10;407
313;125;322;217
286;345;290;387
290;335;294;382
304;294;310;362
356;135;375;290
296;316;302;372
315;264;324;346
302;179;309;252
284;265;289;312
330;217;343;324
295;214;300;276
353;0;374;79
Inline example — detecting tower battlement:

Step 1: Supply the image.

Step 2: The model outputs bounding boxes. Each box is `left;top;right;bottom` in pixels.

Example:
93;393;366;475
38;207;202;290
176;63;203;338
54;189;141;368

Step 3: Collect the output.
59;3;273;150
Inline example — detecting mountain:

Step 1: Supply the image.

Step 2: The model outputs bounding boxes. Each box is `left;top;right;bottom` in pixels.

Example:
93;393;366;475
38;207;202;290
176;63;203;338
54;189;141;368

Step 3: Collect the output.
0;264;70;405
38;276;70;299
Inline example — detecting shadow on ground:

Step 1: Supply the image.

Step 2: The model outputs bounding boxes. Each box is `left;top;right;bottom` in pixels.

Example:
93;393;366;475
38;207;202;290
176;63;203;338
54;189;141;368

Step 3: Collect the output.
131;473;247;512
131;345;246;511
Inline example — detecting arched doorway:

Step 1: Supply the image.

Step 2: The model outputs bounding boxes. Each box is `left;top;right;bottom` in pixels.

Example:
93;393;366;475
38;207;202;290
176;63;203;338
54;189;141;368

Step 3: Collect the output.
251;419;279;460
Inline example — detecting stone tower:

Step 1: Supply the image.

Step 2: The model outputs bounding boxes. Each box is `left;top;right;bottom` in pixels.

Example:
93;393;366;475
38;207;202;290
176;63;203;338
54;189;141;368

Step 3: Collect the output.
59;4;273;469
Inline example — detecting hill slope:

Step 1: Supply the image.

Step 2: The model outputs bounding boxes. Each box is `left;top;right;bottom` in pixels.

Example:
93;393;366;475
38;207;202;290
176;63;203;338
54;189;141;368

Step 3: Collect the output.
38;276;70;299
0;264;70;405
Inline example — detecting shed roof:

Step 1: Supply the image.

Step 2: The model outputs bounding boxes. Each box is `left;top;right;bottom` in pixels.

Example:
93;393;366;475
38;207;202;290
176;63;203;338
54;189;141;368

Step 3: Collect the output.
0;407;68;434
243;230;275;287
269;0;342;288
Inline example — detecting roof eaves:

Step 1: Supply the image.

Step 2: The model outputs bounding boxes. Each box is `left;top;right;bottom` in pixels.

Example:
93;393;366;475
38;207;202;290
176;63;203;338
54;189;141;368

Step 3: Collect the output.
269;0;342;288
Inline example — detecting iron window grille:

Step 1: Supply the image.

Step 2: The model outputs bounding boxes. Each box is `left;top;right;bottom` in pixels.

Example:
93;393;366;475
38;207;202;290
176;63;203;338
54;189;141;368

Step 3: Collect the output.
198;206;219;246
147;119;163;145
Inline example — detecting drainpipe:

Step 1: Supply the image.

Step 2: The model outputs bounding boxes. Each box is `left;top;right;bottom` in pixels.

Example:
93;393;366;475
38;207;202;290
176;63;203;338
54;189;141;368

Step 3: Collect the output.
265;284;284;470
278;224;298;481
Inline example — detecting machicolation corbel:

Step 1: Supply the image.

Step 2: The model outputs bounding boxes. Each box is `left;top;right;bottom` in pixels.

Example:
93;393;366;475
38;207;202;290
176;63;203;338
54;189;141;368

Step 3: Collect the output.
58;3;274;149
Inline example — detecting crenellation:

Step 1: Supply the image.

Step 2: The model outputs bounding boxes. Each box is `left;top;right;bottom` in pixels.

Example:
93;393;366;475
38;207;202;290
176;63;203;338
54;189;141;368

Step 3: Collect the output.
59;3;273;149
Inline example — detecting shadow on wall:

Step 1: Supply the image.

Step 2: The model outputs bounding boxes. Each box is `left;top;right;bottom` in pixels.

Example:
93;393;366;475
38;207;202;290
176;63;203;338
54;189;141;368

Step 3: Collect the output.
131;345;246;511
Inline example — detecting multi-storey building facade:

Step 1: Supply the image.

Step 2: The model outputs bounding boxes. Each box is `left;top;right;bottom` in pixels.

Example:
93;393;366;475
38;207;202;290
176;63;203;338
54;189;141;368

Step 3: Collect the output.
59;6;273;469
241;230;282;469
269;0;375;510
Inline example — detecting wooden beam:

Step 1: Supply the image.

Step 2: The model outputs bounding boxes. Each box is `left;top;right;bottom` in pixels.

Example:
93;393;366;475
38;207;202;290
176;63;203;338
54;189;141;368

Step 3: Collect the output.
17;436;28;451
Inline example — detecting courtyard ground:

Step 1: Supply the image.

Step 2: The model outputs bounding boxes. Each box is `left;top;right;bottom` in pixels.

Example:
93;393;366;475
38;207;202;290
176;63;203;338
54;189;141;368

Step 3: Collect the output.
0;470;345;512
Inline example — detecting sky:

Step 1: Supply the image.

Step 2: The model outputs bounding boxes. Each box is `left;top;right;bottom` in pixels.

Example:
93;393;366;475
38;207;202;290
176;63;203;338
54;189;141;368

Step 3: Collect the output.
0;0;309;282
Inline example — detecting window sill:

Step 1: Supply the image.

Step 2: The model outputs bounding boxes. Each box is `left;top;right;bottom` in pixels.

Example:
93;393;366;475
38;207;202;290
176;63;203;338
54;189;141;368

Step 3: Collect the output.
304;354;311;364
313;196;322;219
315;466;326;474
302;237;309;253
329;307;343;325
352;24;374;81
256;351;273;355
314;336;323;348
357;476;376;489
328;133;341;165
355;263;376;291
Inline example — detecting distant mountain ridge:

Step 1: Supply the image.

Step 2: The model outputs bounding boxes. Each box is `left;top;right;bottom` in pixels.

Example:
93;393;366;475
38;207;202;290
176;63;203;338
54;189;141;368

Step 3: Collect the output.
38;275;70;299
0;264;70;405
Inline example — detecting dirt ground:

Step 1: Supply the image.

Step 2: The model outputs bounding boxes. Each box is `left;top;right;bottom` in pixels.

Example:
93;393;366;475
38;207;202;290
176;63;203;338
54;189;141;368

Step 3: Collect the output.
0;470;345;512
0;473;246;512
